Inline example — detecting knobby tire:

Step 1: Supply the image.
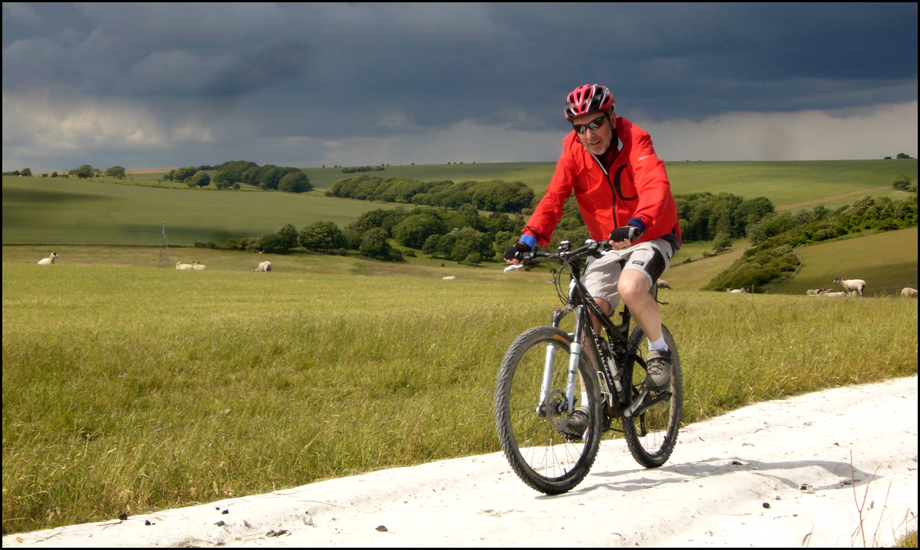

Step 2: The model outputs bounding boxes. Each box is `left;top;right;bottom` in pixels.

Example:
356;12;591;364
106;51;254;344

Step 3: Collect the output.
494;327;602;495
621;324;682;467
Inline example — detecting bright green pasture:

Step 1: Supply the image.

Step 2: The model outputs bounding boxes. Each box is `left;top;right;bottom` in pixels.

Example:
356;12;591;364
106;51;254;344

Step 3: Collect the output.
304;159;919;209
6;160;916;248
665;160;917;208
665;247;748;291
778;227;918;296
2;176;394;247
0;244;491;279
2;260;917;534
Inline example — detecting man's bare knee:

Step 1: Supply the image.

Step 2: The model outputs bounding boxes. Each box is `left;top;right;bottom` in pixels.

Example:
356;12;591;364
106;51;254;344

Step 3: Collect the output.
618;272;649;303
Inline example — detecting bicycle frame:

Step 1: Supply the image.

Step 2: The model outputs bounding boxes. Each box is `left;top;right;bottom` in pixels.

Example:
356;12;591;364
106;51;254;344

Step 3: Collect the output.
548;250;630;413
520;239;664;421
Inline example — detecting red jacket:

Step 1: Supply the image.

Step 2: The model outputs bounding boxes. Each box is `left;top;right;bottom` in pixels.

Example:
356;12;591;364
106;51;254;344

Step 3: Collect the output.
523;116;681;247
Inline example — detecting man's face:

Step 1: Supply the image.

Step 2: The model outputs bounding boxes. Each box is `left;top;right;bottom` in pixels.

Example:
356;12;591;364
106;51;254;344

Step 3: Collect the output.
573;111;614;155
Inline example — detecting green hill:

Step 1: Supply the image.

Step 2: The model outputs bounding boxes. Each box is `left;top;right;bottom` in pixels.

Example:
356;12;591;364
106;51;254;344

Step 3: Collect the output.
2;176;398;247
778;227;918;296
4;159;916;247
307;159;917;210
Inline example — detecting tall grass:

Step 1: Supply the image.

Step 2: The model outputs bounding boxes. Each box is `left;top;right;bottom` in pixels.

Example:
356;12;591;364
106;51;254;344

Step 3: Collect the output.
2;263;917;534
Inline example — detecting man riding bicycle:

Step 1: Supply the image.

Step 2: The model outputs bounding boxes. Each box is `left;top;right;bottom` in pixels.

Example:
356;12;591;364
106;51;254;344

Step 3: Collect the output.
504;84;681;437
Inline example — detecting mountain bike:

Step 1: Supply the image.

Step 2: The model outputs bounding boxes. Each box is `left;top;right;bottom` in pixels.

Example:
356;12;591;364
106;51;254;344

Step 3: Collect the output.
495;238;682;494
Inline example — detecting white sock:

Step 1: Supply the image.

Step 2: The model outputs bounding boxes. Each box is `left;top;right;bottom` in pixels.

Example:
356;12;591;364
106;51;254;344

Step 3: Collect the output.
581;392;589;406
648;335;669;352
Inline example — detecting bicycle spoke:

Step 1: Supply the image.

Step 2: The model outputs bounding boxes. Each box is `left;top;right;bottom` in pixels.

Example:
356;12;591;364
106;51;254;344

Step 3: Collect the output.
495;327;601;494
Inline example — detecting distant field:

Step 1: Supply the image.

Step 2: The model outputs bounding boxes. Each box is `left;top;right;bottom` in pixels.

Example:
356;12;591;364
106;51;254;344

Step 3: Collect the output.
2;176;396;247
664;160;917;210
777;226;918;296
664;247;748;291
301;162;555;192
4;159;917;247
301;159;918;210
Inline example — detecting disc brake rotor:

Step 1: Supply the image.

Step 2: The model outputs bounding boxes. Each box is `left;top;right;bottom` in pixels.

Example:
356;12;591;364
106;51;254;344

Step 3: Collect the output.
544;389;569;431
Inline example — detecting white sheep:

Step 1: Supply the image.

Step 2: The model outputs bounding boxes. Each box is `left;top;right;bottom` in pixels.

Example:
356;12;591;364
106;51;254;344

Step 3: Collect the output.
192;261;207;271
176;260;195;270
902;287;918;297
806;289;820;296
254;261;272;273
656;279;672;290
442;276;457;280
727;287;749;294
821;291;848;297
833;277;866;297
37;252;59;265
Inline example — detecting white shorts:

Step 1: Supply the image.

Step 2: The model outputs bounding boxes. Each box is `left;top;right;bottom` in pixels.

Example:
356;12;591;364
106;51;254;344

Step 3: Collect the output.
582;238;674;309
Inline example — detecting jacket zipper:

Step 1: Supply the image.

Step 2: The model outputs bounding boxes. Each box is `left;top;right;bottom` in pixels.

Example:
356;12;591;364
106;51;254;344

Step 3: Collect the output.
590;154;622;230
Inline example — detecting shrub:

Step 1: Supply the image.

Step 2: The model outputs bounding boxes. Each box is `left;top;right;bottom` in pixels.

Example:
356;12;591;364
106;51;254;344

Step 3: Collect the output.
278;172;312;193
299;221;346;252
877;219;899;231
192;171;211;187
892;173;911;189
258;234;291;254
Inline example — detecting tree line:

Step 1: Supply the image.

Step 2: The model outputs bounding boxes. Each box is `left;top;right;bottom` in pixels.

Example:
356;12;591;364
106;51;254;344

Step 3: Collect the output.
326;175;535;214
167;160;312;193
705;194;919;292
218;204;526;265
211;191;780;265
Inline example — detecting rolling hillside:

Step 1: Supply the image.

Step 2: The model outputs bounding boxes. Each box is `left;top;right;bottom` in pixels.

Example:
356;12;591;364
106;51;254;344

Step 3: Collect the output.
4;159;917;248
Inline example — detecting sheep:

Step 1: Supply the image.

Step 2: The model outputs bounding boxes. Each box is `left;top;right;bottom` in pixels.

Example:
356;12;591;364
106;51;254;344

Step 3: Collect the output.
810;288;836;295
37;252;59;265
176;260;195;270
727;287;749;294
833;277;866;298
821;291;848;297
902;287;918;298
656;279;672;290
192;261;207;271
442;276;457;280
254;261;272;273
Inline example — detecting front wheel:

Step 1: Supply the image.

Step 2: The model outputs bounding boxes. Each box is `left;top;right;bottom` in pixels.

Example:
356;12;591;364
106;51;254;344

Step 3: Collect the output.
494;326;602;494
622;324;683;468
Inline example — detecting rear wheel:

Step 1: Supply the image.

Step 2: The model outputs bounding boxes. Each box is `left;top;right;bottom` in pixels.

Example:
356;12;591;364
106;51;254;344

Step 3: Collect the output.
621;324;682;467
494;327;602;494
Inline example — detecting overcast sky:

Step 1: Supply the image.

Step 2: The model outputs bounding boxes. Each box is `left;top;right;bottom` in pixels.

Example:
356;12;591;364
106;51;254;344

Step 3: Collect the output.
2;3;917;173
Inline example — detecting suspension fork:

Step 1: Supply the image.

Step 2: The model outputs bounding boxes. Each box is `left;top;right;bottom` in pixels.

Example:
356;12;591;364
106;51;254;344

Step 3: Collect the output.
563;306;588;411
537;305;585;413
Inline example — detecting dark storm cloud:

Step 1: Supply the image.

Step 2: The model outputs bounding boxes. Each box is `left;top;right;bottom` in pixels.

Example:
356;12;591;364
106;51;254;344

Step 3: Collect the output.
4;4;916;120
2;3;917;169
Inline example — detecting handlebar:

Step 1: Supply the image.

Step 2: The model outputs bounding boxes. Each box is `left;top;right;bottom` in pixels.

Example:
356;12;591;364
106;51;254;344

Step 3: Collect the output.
503;239;611;272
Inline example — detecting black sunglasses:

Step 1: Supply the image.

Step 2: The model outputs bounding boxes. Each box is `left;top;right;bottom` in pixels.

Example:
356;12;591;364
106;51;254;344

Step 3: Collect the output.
572;115;608;134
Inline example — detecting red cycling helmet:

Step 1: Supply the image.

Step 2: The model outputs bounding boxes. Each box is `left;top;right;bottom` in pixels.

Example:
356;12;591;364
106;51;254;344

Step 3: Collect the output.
564;84;615;121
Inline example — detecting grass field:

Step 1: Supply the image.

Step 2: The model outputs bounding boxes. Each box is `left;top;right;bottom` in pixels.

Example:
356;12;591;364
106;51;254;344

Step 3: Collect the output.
2;258;916;535
5;160;916;248
664;159;917;210
301;159;918;210
777;226;918;296
5;160;916;540
2;176;395;247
